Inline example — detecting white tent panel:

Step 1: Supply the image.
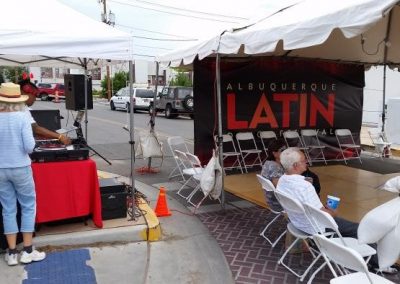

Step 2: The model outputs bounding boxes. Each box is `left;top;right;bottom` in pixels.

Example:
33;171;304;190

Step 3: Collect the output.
158;0;400;67
0;0;133;68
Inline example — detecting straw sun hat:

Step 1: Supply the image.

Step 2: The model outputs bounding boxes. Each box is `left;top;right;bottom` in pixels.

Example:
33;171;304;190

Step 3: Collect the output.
0;82;28;103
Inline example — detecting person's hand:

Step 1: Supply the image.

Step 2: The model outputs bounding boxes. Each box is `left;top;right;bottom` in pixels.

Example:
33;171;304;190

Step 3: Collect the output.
59;134;72;145
305;177;313;184
322;206;337;217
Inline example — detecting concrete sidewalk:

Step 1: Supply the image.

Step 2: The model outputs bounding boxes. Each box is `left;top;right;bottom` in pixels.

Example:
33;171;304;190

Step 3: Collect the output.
0;177;235;284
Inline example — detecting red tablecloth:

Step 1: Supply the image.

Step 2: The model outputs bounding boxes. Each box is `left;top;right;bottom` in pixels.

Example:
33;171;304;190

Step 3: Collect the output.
32;159;103;228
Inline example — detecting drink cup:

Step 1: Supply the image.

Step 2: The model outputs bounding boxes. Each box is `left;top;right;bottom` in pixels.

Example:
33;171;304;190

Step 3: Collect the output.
326;195;340;210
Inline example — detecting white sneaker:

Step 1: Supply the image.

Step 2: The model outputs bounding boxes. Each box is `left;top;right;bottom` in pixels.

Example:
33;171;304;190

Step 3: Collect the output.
20;249;46;264
5;253;18;266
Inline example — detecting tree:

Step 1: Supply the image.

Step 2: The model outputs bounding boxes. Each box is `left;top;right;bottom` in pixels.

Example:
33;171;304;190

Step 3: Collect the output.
169;71;192;87
100;71;129;98
0;67;5;84
2;67;28;83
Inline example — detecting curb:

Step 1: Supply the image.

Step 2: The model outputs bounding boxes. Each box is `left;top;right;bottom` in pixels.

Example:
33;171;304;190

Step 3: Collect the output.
31;173;162;249
33;223;148;249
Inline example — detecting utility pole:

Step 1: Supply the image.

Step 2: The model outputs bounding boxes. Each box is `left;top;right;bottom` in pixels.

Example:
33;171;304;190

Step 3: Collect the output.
100;0;115;101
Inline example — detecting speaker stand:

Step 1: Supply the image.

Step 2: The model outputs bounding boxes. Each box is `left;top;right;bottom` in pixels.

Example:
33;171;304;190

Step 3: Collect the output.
73;120;112;165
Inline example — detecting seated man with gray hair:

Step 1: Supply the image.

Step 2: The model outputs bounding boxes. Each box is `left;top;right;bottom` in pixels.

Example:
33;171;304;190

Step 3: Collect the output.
276;147;357;237
276;147;398;274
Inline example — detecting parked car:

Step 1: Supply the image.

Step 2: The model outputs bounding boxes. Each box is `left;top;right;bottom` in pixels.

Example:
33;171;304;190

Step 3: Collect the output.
36;83;65;101
150;86;193;119
110;87;154;112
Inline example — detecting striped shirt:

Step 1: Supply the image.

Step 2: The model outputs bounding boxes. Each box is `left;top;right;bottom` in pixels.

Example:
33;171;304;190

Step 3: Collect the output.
0;111;35;168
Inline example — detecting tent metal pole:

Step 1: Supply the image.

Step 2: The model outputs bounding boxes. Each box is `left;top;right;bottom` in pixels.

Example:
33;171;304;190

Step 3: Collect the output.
147;62;159;169
84;58;88;141
216;53;225;210
382;64;387;132
150;62;159;131
381;9;393;132
128;60;137;220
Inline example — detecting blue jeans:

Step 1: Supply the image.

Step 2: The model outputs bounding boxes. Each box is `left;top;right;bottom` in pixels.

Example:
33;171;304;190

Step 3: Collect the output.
0;166;36;234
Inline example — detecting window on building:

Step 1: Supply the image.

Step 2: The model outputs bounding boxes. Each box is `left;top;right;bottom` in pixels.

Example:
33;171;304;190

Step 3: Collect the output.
41;67;53;79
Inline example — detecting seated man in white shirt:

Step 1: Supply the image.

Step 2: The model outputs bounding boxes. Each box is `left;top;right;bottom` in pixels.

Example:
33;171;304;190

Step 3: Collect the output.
276;147;398;274
276;147;357;237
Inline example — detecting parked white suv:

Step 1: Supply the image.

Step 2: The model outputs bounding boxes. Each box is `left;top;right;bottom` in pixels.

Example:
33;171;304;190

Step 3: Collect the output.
110;87;154;112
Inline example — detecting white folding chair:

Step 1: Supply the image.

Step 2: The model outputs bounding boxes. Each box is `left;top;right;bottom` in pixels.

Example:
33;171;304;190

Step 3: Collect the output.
256;174;286;247
300;129;327;165
274;191;321;281
235;132;263;173
313;234;394;284
303;204;376;283
167;136;190;180
282;130;312;165
334;129;362;164
368;129;392;159
186;152;221;213
217;133;243;174
257;131;277;161
184;152;205;202
174;150;204;199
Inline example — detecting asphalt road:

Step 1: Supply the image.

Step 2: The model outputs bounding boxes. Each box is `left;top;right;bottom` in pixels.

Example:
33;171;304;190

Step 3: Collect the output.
31;99;194;145
30;99;193;181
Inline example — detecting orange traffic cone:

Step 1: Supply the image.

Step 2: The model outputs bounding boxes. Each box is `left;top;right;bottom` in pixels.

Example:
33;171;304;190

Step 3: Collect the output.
54;91;60;103
154;186;171;217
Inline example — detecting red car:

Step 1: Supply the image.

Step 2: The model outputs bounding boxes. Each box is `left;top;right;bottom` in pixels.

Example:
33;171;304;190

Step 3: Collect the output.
37;83;65;101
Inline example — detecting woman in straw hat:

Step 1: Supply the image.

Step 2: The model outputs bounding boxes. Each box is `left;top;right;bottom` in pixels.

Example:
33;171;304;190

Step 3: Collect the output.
0;82;45;266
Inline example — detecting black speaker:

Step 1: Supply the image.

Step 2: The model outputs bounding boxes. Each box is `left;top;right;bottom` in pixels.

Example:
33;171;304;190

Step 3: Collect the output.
65;74;93;111
99;178;127;220
30;110;61;131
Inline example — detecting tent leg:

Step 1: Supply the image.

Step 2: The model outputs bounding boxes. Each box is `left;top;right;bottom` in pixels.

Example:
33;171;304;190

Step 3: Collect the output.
128;60;139;220
216;53;225;211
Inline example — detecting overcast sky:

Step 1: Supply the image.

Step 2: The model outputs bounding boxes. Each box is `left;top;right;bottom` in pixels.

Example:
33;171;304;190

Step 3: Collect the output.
59;0;297;60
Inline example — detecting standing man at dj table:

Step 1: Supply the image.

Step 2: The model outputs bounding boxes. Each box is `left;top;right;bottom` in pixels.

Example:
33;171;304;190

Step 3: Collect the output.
19;79;71;145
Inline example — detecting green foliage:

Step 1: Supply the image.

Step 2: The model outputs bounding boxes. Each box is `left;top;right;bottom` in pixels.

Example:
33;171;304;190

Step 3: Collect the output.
92;89;103;98
0;67;4;84
101;71;129;97
169;71;192;87
2;67;28;83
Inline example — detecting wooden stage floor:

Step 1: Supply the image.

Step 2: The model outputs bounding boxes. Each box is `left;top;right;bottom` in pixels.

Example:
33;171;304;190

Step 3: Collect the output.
224;165;399;223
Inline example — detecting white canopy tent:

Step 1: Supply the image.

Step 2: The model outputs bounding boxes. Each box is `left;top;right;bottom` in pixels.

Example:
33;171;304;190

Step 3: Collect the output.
0;0;135;143
159;0;400;267
159;0;400;129
0;0;141;219
158;0;400;67
158;0;400;149
157;0;400;209
0;0;133;68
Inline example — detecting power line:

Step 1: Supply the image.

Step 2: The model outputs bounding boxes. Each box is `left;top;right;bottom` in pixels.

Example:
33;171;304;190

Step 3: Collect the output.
115;23;198;40
109;0;245;24
121;0;248;20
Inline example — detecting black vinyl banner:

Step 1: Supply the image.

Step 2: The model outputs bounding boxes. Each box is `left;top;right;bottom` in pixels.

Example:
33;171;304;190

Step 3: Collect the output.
193;57;364;163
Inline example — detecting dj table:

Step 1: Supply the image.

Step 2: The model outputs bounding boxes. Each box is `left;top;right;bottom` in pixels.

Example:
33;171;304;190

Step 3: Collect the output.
32;159;103;228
